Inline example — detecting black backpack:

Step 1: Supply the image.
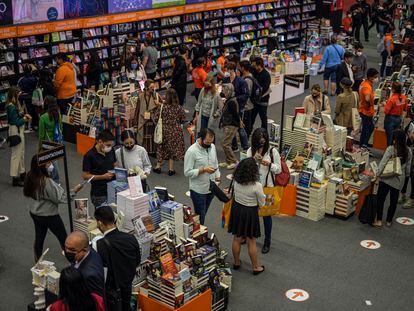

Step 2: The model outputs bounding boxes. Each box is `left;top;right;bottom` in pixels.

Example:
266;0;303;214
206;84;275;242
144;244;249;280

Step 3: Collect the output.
245;76;263;105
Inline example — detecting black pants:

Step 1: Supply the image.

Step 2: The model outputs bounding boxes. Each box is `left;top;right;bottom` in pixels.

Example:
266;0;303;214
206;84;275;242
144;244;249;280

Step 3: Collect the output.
401;175;414;199
376;181;400;223
30;213;67;261
57;97;74;115
194;88;202;101
20;96;39;128
174;86;186;106
243;109;253;138
252;104;268;130
362;18;369;41
121;285;132;311
352;79;363;92
353;20;362;42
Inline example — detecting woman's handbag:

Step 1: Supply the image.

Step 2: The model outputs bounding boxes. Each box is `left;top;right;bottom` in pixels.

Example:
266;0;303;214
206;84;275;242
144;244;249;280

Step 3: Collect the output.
358;182;378;225
210;180;231;203
258;164;283;217
221;181;233;229
7;125;22;147
154;104;163;144
352;92;361;133
381;156;402;178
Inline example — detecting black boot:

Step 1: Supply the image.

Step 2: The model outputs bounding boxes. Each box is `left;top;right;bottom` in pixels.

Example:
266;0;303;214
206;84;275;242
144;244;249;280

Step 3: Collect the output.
262;241;270;254
12;177;24;187
20;172;26;181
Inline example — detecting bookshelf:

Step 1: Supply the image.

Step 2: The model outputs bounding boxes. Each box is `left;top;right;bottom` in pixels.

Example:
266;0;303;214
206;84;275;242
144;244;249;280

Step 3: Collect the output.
0;0;317;104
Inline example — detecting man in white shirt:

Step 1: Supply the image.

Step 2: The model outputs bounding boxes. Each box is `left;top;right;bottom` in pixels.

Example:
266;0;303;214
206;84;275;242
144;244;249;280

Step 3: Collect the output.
184;128;221;225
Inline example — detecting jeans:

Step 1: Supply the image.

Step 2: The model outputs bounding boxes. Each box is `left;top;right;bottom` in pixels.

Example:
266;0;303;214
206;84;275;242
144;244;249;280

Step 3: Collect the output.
252;104;268;130
359;114;374;147
232;112;249;151
263;216;272;246
174;86;187;106
57;97;74;115
376;181;400;223
401;174;414;199
30;213;67;261
378;24;386;37
91;195;107;209
221;126;238;164
243;109;253;138
20;96;39;128
198;115;209;137
190;190;214;225
50;160;60;184
384;115;402;146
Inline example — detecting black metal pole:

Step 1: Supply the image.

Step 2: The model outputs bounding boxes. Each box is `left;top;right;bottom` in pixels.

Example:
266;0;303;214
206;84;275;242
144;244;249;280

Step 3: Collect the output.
279;76;286;153
62;147;73;232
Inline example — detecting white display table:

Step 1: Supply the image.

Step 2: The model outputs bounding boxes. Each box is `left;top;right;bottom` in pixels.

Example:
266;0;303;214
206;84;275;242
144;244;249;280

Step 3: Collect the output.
269;74;305;106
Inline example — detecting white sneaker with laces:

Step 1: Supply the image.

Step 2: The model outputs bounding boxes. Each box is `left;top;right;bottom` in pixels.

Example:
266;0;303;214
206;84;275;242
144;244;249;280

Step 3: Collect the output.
403;198;414;209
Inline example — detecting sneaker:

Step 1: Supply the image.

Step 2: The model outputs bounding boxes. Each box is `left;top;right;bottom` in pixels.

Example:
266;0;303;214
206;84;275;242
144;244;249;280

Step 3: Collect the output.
219;162;228;168
226;162;238;170
399;193;407;204
403;199;414;209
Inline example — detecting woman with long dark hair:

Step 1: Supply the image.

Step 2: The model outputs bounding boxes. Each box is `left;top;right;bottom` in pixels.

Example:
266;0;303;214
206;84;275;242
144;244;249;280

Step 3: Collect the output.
87;51;103;91
38;67;56;98
38;96;62;182
246;128;281;254
49;267;104;311
228;158;265;275
374;129;412;227
24;155;81;262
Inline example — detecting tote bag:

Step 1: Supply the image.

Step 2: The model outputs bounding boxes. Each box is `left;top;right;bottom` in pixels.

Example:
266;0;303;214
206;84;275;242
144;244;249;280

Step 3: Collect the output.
221;181;233;229
154;104;163;144
352;92;361;133
258;166;283;217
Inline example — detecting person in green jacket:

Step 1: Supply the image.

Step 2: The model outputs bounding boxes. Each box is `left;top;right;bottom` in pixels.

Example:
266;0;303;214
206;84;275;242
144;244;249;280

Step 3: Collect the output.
39;96;63;183
6;86;31;187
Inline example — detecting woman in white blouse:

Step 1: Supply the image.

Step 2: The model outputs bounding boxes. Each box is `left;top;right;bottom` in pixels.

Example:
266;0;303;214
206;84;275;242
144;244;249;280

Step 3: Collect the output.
115;130;151;190
246;128;281;254
228;158;265;275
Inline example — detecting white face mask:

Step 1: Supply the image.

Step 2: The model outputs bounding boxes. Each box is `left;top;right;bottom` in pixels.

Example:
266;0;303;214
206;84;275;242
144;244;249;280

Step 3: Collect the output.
103;146;112;153
356;51;363;56
224;52;230;57
373;77;379;84
47;163;54;174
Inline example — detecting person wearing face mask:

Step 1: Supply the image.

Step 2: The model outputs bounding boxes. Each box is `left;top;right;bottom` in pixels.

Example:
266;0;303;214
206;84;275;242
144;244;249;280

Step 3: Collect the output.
94;206;140;311
64;231;105;297
336;51;355;94
383;82;409;146
216;48;229;82
194;75;221;135
192;57;208;101
246;128;281;254
352;42;368;92
82;130;116;208
219;83;241;170
153;88;186;176
53;53;76;115
134;79;162;155
392;45;414;74
303;84;331;116
401;21;414;43
359;68;379;148
127;56;144;82
251;57;271;129
342;11;353;36
115;130;151;189
23;155;82;262
380;26;395;78
184;128;220;225
334;78;359;135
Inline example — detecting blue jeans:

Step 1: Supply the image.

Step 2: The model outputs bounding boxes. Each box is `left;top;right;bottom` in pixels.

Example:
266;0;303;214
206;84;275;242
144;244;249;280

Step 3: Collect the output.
263;216;272;246
50;161;60;184
252;104;268;130
359;114;374;148
323;65;338;83
384;115;402;146
198;115;209;137
231;127;249;151
190;190;214;225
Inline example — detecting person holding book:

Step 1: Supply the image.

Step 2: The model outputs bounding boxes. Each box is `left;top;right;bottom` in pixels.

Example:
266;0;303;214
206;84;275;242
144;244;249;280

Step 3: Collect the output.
6;86;31;187
374;130;412;227
95;206;140;311
184;128;220;225
38;96;63;183
54;53;77;115
23;155;81;262
227;158;265;275
334;78;359;135
116;129;151;190
303;84;331;116
246;128;281;254
82;130;116;208
49;267;104;311
153;88;186;176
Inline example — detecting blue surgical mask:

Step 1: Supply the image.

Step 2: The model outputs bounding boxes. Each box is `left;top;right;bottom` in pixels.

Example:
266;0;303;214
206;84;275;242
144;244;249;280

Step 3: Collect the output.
131;63;138;70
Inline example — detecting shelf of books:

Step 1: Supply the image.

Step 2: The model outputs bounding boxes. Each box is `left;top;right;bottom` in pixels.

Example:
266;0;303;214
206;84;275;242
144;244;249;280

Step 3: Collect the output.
0;0;318;98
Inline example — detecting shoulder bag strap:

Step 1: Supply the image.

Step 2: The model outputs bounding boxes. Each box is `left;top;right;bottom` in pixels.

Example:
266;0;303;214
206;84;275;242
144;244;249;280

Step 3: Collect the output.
264;147;276;187
102;238;120;290
332;44;343;60
121;147;126;169
322;95;326;111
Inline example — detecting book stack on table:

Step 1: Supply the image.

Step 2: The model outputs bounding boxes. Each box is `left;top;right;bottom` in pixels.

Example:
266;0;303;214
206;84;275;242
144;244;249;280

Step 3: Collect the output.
296;184;327;221
117;190;149;231
107;180;129;204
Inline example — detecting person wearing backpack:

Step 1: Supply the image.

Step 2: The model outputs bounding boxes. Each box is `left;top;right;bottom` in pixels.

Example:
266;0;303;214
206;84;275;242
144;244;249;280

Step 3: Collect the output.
240;60;255;139
18;64;38;131
246;128;281;254
319;36;345;96
38;96;63;183
251;57;271;130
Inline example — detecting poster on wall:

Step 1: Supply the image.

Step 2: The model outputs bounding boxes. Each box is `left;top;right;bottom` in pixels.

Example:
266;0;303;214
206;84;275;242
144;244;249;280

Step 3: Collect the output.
13;0;64;24
0;0;13;26
152;0;185;9
108;0;152;13
63;0;108;19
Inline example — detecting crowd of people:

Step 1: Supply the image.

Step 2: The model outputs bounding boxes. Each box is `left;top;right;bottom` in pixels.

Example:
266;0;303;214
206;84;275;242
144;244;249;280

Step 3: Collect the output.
2;2;414;309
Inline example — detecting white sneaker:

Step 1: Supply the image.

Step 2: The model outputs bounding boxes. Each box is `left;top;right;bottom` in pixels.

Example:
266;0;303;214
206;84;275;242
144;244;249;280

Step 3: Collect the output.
226;162;238;170
398;193;407;204
403;199;414;209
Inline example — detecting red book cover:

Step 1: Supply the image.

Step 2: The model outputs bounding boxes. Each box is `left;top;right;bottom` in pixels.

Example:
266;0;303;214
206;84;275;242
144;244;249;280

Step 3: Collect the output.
294;107;305;116
160;253;178;276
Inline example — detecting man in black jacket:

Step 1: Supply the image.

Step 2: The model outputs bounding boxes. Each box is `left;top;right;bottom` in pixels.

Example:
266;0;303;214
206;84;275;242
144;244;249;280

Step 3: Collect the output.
336;51;355;94
251;57;271;129
171;44;188;106
95;206;141;311
64;231;105;297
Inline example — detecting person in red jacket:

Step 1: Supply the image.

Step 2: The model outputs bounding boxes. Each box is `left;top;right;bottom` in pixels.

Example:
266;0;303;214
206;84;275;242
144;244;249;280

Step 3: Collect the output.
342;11;353;36
49;266;104;311
383;82;408;145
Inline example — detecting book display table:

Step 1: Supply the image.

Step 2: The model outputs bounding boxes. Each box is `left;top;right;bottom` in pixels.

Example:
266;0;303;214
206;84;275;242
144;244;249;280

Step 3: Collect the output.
139;289;212;311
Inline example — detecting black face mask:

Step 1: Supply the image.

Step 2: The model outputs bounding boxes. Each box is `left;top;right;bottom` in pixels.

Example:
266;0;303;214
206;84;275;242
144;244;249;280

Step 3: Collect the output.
201;142;211;149
220;92;226;98
64;251;76;264
124;145;134;151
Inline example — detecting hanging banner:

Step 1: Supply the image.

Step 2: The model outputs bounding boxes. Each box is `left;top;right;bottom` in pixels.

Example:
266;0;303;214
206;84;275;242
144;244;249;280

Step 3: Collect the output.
63;0;108;19
0;0;13;26
13;0;64;24
109;0;152;13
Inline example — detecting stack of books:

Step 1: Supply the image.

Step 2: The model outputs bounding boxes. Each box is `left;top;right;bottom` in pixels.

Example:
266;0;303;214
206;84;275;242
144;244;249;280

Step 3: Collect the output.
282;127;307;158
160;201;184;243
212;283;230;311
325;125;347;156
107;180;129;204
73;218;97;239
195;245;217;273
296;185;327;221
335;193;358;218
117;190;149;231
306;131;325;155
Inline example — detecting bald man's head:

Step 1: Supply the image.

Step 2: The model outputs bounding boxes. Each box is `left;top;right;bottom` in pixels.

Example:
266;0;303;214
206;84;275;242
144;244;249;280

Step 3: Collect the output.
64;231;90;263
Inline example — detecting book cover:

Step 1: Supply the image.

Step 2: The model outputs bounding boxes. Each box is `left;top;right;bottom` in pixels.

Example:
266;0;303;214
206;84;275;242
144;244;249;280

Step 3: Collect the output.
160;253;178;276
75;198;88;220
298;171;313;188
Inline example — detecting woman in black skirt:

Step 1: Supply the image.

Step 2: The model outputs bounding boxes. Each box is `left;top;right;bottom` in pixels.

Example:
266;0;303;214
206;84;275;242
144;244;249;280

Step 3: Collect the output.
228;158;265;275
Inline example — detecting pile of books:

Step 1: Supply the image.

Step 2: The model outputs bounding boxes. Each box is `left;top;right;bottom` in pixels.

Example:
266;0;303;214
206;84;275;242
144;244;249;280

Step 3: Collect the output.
335;193;358;218
117;190;149;231
73;218;97;239
160;201;184;243
296;185;327;221
107;180;129;204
